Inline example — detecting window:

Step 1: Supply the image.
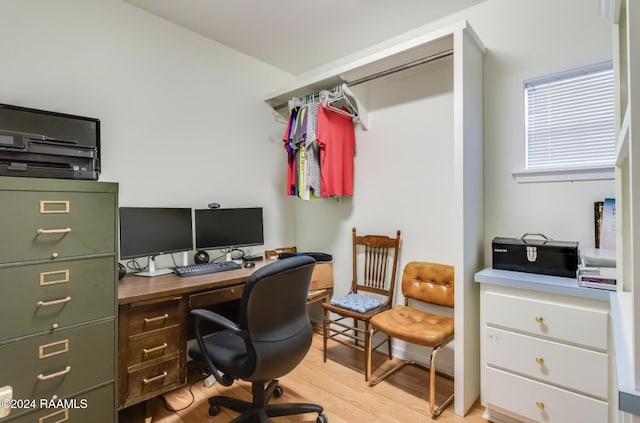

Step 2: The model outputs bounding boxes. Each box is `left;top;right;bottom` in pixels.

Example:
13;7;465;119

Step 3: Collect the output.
520;62;615;181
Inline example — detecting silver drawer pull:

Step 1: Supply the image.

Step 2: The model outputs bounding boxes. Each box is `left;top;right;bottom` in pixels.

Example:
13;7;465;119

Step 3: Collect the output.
37;296;72;307
144;313;169;324
37;366;71;381
39;408;69;423
37;228;72;235
143;371;167;384
143;343;168;355
38;297;71;307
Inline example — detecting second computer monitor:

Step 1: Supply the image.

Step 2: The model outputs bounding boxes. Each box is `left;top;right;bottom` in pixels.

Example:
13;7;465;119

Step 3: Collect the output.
195;207;264;260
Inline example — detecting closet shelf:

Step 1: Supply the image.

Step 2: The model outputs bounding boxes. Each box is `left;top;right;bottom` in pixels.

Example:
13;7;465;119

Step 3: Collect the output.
264;21;481;126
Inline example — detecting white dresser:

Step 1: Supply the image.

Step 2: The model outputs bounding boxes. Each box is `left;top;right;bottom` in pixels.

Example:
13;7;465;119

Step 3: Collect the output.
476;268;613;423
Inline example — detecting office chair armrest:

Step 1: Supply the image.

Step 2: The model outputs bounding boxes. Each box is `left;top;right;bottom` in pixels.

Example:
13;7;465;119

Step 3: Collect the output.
191;308;244;336
191;308;243;387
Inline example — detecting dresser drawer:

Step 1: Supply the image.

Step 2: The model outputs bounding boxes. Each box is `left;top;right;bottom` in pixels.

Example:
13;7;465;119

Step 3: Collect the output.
485;367;607;423
7;382;115;423
485;326;608;399
127;357;182;400
127;325;181;368
484;291;608;350
0;320;114;405
128;297;182;336
0;257;115;340
0;191;115;263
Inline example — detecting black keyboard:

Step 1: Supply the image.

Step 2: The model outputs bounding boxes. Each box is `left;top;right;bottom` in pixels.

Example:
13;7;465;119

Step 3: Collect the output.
174;261;242;277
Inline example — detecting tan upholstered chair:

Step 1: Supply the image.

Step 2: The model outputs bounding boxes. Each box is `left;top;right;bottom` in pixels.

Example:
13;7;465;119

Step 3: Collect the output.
322;227;401;380
367;261;454;417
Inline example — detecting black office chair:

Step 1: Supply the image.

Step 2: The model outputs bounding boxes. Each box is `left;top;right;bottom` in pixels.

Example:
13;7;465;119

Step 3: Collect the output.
188;255;328;423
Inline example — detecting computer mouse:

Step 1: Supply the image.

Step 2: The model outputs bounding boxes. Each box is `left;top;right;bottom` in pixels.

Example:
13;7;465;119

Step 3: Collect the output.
243;261;255;268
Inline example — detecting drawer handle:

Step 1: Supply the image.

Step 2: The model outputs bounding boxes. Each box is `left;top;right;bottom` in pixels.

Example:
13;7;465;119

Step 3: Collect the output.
39;408;69;423
535;357;544;365
144;313;169;324
37;365;71;381
143;343;168;355
37;296;72;307
143;371;168;384
535;316;544;323
37;228;72;235
536;401;545;410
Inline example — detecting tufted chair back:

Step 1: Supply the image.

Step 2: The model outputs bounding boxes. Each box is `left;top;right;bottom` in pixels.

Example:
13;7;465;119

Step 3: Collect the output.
401;261;454;308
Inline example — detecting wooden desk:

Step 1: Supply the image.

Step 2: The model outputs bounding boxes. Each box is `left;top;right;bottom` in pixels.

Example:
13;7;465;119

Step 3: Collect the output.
117;260;332;411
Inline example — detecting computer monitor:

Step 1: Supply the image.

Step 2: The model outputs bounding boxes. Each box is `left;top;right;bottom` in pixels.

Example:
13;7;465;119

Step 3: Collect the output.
119;207;193;277
195;207;264;262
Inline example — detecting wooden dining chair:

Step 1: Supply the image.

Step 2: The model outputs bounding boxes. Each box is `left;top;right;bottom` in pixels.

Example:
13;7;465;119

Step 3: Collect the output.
322;227;401;380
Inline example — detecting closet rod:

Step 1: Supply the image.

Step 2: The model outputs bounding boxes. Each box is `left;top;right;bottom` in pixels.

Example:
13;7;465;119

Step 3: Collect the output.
347;48;453;87
273;48;453;110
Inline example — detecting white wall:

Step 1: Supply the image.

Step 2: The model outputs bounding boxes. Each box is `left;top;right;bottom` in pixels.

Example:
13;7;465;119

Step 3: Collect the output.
0;0;296;268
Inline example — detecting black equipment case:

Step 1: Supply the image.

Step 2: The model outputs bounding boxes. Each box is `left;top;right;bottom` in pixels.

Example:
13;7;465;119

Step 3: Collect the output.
492;233;579;278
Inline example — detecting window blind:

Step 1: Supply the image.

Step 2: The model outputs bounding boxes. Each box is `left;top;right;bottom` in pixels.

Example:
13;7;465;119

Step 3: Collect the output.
525;63;615;170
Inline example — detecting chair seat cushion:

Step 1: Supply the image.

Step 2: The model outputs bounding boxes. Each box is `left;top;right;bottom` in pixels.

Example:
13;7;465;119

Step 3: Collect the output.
370;305;454;347
330;293;385;313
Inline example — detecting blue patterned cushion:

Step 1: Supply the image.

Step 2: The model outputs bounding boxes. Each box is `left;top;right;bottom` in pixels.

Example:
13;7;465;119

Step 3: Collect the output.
330;293;385;313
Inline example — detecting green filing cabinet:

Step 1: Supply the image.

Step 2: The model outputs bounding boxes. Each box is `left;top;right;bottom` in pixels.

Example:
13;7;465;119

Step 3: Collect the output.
0;177;118;422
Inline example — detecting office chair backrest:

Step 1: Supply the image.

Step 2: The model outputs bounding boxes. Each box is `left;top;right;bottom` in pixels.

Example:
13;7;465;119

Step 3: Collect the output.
402;261;454;308
352;227;401;301
239;255;316;382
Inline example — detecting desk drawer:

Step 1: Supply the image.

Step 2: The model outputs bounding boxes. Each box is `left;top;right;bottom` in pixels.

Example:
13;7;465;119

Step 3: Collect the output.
0;257;115;340
485;326;608;399
310;262;333;291
485;367;607;423
0;319;114;404
127;357;182;399
128;297;182;336
0;191;115;264
484;291;608;350
128;326;181;368
189;284;244;309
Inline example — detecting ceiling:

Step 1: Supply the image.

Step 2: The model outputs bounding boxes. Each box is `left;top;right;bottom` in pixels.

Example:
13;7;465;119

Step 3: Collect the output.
123;0;488;75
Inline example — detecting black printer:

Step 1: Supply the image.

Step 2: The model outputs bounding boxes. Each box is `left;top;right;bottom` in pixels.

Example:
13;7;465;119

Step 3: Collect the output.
0;103;100;180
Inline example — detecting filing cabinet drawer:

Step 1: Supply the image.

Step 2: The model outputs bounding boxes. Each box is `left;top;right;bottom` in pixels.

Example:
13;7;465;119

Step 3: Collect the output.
0;320;114;418
485;367;608;423
0;257;115;340
484;291;608;350
189;284;244;309
128;297;182;336
0;191;115;264
127;357;182;400
7;382;115;423
485;326;608;399
128;326;181;368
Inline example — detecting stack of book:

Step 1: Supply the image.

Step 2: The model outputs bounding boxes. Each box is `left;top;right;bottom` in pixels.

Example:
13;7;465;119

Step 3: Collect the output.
578;247;616;291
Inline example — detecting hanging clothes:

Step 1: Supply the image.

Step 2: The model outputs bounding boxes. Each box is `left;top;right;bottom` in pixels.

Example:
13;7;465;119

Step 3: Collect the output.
281;96;356;199
316;104;356;197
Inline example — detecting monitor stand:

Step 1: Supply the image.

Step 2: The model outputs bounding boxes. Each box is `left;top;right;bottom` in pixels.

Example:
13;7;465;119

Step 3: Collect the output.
136;256;173;277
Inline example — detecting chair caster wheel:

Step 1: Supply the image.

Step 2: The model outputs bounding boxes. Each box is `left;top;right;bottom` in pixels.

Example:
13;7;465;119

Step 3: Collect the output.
317;413;328;423
274;385;284;398
208;404;220;416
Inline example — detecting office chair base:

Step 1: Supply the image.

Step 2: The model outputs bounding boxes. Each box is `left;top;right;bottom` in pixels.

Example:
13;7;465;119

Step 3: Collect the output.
207;380;326;423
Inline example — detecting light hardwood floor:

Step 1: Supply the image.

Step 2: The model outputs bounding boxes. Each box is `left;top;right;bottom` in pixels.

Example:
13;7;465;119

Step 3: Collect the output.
119;333;489;422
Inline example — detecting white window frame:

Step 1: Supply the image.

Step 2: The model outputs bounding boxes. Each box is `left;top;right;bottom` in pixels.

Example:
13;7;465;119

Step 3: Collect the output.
513;61;615;183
